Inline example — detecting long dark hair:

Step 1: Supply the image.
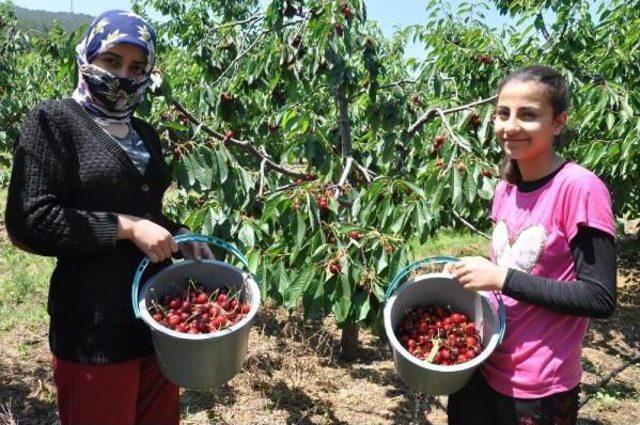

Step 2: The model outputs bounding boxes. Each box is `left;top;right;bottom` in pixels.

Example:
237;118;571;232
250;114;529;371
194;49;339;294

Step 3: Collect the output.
496;65;571;184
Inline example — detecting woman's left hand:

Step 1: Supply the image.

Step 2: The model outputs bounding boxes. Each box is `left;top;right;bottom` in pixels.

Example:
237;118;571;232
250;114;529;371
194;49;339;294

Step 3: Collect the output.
449;256;508;292
176;228;215;260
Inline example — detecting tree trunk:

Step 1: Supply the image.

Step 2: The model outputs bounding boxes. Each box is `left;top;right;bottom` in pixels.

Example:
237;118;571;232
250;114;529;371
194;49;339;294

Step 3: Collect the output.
334;84;352;157
339;322;359;361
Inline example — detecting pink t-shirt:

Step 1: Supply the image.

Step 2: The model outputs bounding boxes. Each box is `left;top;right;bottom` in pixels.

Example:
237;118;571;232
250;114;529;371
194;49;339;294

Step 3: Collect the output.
483;162;616;398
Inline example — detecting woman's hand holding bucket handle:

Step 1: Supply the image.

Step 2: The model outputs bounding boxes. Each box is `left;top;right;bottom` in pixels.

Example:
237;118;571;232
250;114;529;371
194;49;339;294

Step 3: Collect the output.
447;256;508;292
117;214;178;263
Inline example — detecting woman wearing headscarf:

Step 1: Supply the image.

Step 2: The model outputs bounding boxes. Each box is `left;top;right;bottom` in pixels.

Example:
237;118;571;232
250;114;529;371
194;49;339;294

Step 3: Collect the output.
5;10;210;424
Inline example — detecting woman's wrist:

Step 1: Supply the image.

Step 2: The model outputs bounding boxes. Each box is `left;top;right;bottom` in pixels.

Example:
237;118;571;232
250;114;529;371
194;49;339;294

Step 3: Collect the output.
495;267;509;290
117;214;138;240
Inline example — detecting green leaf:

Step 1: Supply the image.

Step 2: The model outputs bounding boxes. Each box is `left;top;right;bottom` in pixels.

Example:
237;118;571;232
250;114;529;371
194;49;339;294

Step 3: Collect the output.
606;112;615;131
353;291;371;322
478;177;495;200
294;211;306;246
302;276;324;319
452;166;463;208
465;169;478;203
247;250;261;274
281;108;298;133
238;223;255;248
284;267;314;309
216;148;229;184
277;262;291;299
376;245;389;273
331;273;352;324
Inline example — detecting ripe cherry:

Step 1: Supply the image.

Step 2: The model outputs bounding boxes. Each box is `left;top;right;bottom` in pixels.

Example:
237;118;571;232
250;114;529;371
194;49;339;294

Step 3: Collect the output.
318;197;329;211
470;112;481;129
239;303;251;314
349;231;361;241
167;314;182;327
216;293;229;306
149;283;250;334
479;54;493;65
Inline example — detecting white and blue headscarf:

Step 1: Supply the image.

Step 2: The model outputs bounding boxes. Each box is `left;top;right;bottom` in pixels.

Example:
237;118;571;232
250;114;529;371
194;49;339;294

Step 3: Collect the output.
72;10;157;123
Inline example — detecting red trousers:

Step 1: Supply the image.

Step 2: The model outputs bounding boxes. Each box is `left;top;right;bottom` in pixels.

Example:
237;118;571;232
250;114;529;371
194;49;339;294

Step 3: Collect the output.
52;355;179;425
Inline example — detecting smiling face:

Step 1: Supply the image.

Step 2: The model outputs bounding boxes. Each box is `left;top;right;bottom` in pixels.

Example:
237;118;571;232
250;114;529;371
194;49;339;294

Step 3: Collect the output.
494;80;567;163
91;43;147;79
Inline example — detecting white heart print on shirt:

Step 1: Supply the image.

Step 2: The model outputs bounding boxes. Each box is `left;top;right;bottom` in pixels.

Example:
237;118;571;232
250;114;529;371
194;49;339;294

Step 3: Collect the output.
491;221;547;273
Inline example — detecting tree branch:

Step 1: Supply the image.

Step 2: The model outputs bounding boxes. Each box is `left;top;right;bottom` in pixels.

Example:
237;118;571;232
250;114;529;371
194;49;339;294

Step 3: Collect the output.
210;31;265;87
335;156;353;198
334;84;352;157
0;27;15;57
205;12;265;36
348;78;417;101
452;210;490;240
258;157;267;197
579;353;640;409
171;99;308;179
536;13;551;42
209;10;315;87
407;95;497;137
353;159;374;184
338;157;353;187
435;108;472;153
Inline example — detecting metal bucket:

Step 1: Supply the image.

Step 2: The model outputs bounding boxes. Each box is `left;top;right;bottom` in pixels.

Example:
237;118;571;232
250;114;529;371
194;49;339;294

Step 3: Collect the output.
383;256;506;395
131;234;260;390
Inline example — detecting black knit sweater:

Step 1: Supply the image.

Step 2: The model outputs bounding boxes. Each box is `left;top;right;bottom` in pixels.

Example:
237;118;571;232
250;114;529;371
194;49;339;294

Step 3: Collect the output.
5;98;182;364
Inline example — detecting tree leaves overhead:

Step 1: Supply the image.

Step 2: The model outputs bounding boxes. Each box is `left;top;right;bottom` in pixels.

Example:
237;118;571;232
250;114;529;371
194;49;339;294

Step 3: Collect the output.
2;0;638;329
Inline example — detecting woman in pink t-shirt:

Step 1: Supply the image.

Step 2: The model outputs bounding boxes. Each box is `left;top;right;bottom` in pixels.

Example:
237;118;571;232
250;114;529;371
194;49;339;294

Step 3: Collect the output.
447;65;617;424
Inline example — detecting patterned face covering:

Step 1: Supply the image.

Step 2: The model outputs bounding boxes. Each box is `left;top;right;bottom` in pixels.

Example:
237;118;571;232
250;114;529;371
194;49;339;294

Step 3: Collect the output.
72;10;157;123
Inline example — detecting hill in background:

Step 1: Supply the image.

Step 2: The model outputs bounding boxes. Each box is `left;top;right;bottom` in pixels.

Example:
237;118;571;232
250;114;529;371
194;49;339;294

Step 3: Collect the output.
12;5;93;32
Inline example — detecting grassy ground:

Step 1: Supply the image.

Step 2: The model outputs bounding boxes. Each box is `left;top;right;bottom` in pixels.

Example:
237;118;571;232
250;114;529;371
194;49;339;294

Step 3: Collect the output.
1;187;639;424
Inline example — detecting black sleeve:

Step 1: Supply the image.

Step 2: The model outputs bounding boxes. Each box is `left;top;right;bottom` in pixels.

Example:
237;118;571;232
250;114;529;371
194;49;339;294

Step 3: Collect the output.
501;226;616;319
5;105;119;256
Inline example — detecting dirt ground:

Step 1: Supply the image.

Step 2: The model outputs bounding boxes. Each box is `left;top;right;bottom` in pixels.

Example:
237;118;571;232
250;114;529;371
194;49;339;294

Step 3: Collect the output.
0;240;638;424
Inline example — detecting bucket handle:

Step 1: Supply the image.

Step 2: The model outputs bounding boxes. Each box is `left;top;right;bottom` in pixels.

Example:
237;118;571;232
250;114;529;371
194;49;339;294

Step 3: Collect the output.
131;233;256;319
385;256;506;345
384;256;461;300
